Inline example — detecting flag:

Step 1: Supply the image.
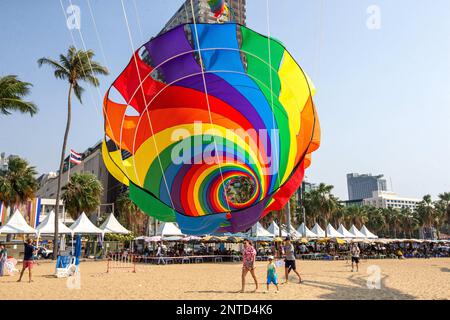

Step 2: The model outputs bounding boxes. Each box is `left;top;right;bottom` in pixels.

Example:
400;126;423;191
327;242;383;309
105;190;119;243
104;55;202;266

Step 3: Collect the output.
0;202;7;225
28;198;42;228
70;149;82;164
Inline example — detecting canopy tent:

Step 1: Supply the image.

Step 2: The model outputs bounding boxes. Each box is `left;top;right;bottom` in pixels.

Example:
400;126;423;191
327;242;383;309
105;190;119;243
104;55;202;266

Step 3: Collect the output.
296;223;318;238
99;213;131;234
156;222;184;237
69;212;103;234
326;223;344;238
0;210;37;234
267;221;287;237
248;222;274;238
311;223;326;238
360;225;378;239
337;224;356;238
348;225;367;238
282;224;302;239
36;210;73;235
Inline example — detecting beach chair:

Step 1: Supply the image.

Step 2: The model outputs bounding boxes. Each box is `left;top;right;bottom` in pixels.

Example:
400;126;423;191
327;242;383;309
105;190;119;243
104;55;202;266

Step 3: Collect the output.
182;257;191;264
55;255;79;278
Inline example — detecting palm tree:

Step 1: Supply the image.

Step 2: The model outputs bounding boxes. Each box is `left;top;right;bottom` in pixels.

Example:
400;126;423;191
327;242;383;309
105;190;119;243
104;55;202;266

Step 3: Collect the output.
38;47;108;257
61;172;103;220
416;194;436;239
345;206;368;229
116;191;147;235
0;157;37;241
436;192;450;232
0;75;37;116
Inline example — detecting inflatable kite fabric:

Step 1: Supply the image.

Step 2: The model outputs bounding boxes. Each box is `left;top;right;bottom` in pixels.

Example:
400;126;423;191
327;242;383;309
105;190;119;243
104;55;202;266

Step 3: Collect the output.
102;23;321;235
208;0;227;18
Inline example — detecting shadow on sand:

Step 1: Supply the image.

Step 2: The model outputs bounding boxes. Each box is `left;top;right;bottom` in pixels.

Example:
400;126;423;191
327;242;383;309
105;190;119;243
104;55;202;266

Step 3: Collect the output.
301;274;416;300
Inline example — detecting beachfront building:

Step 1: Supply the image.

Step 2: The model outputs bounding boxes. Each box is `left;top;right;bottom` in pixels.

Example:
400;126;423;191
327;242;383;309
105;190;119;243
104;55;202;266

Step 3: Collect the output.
160;0;246;35
36;140;124;215
347;173;387;201
363;191;421;211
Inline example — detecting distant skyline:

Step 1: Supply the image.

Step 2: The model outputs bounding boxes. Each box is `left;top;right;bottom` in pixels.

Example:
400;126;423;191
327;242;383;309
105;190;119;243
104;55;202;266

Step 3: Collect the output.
1;0;449;200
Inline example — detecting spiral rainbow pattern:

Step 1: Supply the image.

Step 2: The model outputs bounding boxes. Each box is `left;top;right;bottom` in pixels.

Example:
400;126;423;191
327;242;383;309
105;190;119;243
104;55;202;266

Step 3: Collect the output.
102;23;320;235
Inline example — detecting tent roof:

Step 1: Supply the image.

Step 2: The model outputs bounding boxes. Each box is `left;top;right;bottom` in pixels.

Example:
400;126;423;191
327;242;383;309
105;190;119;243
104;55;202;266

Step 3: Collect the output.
296;223;318;238
0;210;37;234
69;212;103;234
337;224;356;238
349;225;367;238
250;222;273;238
326;223;345;238
311;223;325;238
99;213;130;234
36;211;73;235
360;225;378;239
282;224;302;239
267;221;287;237
156;222;184;237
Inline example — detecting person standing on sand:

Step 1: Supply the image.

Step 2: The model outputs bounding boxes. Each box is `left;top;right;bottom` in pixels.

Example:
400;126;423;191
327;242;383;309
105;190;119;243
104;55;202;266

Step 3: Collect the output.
283;237;302;283
0;243;7;276
351;243;360;272
240;240;258;293
18;239;36;283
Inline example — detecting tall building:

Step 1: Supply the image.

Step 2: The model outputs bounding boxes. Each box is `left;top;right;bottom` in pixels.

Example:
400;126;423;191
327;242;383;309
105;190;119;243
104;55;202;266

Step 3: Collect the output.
160;0;246;34
347;173;387;200
363;191;421;211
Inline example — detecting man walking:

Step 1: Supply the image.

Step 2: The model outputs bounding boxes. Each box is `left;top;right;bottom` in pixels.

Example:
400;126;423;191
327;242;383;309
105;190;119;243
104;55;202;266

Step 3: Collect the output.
283;237;302;283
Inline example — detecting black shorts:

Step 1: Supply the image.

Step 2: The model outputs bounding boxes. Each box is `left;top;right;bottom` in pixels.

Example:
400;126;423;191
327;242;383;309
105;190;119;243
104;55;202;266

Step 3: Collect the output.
285;259;296;271
351;257;360;263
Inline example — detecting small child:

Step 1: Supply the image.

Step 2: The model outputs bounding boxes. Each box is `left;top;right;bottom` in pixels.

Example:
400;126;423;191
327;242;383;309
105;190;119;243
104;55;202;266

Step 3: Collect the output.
266;256;279;293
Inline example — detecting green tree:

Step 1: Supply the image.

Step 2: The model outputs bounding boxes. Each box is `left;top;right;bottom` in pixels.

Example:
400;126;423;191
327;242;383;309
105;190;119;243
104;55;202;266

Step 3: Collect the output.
38;46;108;257
116;191;147;235
61;172;103;220
0;75;37;116
416;194;436;239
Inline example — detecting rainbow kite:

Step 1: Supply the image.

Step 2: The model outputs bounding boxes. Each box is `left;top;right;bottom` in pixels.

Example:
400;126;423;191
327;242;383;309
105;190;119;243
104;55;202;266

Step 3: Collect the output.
102;23;321;235
208;0;228;18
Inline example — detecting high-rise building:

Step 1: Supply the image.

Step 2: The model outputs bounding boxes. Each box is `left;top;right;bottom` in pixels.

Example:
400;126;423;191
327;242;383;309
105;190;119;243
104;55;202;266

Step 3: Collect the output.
346;173;387;200
160;0;246;35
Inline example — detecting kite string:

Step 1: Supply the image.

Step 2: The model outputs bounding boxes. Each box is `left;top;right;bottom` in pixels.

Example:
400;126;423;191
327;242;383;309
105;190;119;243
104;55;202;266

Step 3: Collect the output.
265;0;282;188
57;0;102;147
119;0;176;210
189;0;232;212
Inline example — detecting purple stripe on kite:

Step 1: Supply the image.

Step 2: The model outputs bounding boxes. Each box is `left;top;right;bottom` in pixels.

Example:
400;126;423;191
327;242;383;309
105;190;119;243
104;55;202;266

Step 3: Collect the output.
145;25;201;84
217;198;268;234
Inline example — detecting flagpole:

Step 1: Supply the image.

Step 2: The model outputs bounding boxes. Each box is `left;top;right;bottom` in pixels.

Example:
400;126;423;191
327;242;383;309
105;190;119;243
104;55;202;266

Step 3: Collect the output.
65;158;70;224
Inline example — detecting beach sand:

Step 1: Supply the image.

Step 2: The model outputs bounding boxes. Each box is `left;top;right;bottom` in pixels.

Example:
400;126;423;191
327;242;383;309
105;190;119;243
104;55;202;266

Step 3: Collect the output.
1;258;449;300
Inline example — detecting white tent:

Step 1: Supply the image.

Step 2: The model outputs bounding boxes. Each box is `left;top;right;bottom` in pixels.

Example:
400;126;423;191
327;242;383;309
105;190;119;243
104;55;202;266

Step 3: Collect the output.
156;222;184;237
69;212;103;234
249;222;273;238
267;221;287;237
360;225;378;239
282;224;302;239
36;210;73;235
99;213;130;234
0;210;37;234
338;224;356;238
326;223;345;238
311;223;326;238
349;225;367;238
296;223;318;238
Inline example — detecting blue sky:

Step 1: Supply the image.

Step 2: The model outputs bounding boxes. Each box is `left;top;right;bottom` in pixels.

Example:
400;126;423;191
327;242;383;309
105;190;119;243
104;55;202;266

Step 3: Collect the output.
0;0;449;200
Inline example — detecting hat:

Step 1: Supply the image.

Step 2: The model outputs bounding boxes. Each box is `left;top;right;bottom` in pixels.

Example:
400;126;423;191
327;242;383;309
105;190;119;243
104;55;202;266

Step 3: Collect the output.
268;255;274;260
285;236;291;241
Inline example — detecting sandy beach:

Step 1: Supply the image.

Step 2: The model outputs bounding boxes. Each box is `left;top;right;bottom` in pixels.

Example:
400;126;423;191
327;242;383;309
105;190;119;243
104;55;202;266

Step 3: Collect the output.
1;258;449;300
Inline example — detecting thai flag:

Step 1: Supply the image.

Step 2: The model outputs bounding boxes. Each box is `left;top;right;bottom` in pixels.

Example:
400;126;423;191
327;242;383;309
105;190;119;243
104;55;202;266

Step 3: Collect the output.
70;149;82;164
